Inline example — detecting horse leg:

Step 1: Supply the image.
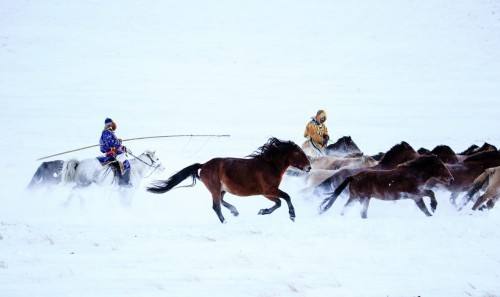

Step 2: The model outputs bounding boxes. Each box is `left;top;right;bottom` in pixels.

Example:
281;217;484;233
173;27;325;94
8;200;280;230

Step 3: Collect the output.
449;192;459;207
221;192;239;217
212;195;226;223
258;197;281;215
279;190;296;221
208;188;225;223
422;189;437;213
341;195;357;216
360;197;371;219
472;192;494;211
414;197;432;216
485;195;499;210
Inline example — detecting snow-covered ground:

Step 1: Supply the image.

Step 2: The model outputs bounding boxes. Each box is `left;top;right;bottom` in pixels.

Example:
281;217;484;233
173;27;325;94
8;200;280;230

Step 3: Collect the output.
1;1;500;296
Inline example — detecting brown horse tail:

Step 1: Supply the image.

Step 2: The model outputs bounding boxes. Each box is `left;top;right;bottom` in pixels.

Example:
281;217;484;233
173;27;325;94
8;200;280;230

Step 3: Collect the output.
147;163;202;194
319;176;353;214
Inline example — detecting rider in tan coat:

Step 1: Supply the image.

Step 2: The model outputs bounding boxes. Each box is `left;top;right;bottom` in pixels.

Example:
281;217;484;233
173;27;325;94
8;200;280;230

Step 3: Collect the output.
303;110;330;156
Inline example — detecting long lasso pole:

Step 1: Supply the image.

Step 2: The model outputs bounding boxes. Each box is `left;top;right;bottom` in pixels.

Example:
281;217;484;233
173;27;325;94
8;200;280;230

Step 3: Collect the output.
36;134;230;161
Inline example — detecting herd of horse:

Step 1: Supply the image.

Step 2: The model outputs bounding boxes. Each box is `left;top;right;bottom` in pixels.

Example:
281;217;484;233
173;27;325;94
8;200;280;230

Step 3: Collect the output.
29;137;500;223
312;137;500;217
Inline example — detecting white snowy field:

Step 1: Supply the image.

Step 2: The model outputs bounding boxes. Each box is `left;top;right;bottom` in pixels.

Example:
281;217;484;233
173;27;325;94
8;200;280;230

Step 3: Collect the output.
1;0;500;296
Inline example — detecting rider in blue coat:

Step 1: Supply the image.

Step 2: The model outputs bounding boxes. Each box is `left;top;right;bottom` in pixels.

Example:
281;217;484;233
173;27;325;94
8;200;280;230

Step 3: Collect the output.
99;118;131;186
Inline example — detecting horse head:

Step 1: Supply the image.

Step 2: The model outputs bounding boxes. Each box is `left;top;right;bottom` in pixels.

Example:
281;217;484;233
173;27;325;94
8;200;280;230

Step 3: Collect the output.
288;144;312;172
141;150;165;173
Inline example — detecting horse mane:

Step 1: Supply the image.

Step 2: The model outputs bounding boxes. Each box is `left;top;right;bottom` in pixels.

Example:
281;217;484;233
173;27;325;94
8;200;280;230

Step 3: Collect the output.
459;144;479;155
398;155;442;171
371;152;385;161
326;136;362;153
431;145;458;164
418;147;431;155
478;142;497;152
378;141;416;166
463;150;500;163
248;137;299;162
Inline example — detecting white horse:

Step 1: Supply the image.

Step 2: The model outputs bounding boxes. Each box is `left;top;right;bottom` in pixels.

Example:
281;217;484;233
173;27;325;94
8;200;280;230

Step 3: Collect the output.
301;139;326;158
29;150;164;189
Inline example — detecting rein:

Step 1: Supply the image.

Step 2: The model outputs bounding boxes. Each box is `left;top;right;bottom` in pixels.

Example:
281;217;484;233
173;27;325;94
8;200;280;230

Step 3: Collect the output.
128;151;161;178
128;151;156;168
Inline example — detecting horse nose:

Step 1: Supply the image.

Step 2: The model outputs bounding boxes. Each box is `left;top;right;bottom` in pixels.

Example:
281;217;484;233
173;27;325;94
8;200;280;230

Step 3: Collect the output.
305;165;312;172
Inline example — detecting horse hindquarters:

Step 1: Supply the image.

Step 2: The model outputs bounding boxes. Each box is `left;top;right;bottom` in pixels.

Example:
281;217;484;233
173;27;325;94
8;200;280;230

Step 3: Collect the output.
73;159;108;186
28;161;64;189
320;176;353;213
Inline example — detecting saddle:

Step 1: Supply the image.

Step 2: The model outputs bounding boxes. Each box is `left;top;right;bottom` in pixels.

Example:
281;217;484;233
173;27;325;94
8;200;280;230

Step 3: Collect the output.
96;156;131;186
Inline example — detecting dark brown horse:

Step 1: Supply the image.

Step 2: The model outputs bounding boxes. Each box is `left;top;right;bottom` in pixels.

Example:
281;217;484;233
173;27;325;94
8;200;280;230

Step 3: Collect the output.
419;145;459;164
147;138;311;223
441;151;500;205
325;136;362;156
319;155;454;218
459;145;480;156
417;147;431;155
315;141;419;195
459;143;497;156
371;152;385;161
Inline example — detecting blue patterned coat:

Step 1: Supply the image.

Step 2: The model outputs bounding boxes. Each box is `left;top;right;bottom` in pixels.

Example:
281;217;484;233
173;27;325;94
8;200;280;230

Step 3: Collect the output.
100;129;123;156
98;129;130;171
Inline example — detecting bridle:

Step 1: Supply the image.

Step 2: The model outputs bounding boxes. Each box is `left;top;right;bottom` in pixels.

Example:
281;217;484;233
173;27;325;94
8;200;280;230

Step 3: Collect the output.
128;151;162;178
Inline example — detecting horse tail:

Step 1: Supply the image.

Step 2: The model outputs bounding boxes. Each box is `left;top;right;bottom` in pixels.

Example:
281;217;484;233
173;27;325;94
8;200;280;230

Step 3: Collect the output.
319;176;353;213
63;160;79;183
147;163;202;194
27;165;45;189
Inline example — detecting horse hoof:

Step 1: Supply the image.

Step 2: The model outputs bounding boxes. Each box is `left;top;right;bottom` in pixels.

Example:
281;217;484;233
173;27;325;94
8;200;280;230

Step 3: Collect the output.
290;216;295;222
232;212;239;217
258;209;268;215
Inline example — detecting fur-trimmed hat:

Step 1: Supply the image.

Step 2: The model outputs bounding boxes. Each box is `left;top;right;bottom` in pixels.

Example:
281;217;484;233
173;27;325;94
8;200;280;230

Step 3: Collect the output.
316;110;326;117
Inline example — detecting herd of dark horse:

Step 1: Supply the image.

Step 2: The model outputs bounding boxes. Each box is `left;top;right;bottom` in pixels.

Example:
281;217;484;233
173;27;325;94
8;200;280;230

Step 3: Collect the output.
30;137;499;223
146;136;500;222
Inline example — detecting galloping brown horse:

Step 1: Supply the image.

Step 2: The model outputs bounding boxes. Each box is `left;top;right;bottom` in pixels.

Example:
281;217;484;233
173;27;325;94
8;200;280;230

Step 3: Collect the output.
460;143;497;156
314;141;419;196
443;151;500;205
429;145;459;164
147;138;311;223
319;156;454;218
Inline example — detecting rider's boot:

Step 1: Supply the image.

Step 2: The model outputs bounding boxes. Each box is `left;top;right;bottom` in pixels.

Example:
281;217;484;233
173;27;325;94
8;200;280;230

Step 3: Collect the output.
118;169;132;187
